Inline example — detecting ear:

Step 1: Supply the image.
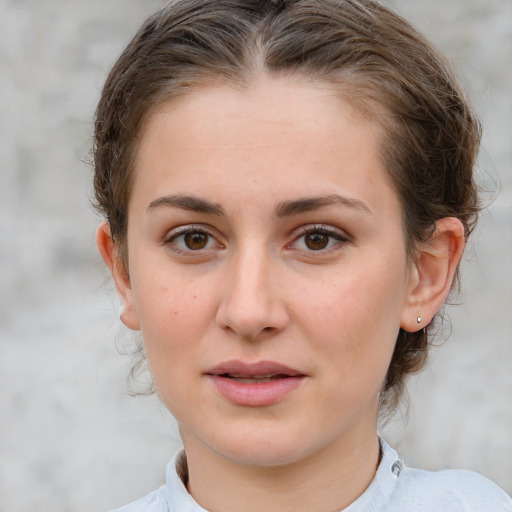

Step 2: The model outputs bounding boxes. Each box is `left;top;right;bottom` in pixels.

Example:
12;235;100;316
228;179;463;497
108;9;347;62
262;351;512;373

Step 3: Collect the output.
96;222;141;330
400;217;465;332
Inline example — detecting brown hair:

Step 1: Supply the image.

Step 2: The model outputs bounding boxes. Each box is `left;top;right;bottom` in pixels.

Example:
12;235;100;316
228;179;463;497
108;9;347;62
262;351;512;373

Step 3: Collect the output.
93;0;481;412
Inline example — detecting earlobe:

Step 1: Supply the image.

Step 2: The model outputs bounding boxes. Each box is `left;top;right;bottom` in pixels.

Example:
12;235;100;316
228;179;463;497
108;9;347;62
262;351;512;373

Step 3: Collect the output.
400;217;465;333
96;222;141;331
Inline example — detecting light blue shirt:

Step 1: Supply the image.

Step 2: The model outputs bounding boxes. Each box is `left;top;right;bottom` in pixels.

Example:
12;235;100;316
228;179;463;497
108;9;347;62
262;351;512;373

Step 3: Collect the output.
111;440;512;511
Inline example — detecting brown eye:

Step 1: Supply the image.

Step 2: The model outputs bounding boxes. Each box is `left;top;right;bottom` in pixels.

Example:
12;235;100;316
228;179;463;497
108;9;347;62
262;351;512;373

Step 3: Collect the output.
166;226;223;254
304;232;330;250
184;232;210;250
290;225;350;253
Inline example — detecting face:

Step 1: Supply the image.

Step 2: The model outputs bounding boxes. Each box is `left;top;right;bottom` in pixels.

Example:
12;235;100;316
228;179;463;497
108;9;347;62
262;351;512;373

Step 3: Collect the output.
114;76;418;467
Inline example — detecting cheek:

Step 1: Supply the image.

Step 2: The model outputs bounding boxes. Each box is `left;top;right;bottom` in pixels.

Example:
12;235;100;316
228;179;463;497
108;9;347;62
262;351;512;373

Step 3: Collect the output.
296;260;406;370
301;274;400;334
136;278;211;412
129;266;215;363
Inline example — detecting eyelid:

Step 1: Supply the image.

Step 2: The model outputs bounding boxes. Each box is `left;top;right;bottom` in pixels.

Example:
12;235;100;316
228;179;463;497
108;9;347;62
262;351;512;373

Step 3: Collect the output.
287;224;351;252
164;223;206;240
297;224;351;239
163;224;224;253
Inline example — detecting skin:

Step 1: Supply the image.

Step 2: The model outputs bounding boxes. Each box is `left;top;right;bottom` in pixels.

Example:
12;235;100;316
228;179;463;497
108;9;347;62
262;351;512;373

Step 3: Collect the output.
97;75;464;512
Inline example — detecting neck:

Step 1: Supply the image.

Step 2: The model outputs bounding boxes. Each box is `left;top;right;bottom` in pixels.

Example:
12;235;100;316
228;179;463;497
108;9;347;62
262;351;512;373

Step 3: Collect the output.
181;428;381;512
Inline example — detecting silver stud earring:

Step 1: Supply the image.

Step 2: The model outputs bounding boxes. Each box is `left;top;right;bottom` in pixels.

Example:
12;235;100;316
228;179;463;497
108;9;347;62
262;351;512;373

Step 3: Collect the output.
417;316;422;324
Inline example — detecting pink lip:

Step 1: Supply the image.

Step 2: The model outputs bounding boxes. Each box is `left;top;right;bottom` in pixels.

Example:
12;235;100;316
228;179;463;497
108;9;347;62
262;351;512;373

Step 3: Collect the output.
205;360;306;407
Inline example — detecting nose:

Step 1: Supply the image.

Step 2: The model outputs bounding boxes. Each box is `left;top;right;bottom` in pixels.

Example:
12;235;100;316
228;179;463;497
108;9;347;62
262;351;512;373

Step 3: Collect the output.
216;245;289;340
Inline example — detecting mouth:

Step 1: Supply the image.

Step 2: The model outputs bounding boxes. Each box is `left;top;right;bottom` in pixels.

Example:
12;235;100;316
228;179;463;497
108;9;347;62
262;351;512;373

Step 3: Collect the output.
205;360;306;406
206;360;305;380
217;373;295;383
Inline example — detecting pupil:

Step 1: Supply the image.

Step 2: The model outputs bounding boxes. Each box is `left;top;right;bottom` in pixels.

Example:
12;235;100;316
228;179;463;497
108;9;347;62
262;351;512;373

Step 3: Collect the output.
305;233;328;250
184;232;208;250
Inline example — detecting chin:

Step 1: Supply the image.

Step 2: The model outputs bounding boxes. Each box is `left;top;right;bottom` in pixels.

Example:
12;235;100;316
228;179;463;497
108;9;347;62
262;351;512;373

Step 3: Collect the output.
215;442;305;468
203;427;327;468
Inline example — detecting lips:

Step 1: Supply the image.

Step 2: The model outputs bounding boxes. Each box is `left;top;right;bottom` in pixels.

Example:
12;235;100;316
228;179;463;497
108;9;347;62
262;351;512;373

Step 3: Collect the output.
207;360;303;379
221;374;289;383
206;360;306;406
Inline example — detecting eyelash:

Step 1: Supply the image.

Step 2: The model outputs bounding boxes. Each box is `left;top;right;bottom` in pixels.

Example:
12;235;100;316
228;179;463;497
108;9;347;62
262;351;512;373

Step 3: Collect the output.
163;224;350;255
290;225;351;253
164;225;222;254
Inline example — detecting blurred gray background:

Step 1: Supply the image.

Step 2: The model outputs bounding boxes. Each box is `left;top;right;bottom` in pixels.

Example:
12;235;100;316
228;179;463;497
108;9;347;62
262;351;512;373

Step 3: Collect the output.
0;0;510;510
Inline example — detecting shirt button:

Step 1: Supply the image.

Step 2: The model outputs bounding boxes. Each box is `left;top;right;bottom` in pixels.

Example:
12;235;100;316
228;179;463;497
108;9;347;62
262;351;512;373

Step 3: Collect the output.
391;460;403;477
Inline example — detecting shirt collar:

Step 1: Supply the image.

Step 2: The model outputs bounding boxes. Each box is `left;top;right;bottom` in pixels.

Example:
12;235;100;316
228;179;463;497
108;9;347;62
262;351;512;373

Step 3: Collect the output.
342;438;402;511
165;439;402;512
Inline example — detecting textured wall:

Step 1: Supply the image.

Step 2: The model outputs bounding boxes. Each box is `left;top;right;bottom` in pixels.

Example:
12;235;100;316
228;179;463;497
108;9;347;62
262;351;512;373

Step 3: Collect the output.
0;1;510;510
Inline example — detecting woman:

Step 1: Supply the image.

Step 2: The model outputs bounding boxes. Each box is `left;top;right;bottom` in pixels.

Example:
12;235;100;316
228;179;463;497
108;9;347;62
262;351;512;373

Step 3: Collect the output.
94;0;512;510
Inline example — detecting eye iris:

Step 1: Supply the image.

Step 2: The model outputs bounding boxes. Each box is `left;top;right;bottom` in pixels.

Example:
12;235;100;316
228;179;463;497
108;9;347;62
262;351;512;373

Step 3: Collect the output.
184;232;209;250
305;232;329;250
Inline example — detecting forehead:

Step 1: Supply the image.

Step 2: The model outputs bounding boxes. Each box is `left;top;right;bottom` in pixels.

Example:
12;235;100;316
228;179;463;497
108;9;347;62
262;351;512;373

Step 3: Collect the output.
141;77;382;144
131;75;399;218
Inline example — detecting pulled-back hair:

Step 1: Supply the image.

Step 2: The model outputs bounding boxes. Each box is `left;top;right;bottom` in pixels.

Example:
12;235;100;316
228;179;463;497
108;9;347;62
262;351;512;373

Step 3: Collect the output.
93;0;481;412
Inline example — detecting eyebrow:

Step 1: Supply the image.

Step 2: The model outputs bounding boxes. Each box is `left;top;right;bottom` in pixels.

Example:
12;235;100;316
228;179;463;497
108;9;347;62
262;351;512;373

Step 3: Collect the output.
146;193;372;218
275;194;372;217
147;195;226;216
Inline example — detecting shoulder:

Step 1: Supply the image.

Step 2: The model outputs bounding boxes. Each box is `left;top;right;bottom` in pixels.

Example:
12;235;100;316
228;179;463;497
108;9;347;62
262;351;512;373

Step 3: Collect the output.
389;466;512;511
109;485;168;512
